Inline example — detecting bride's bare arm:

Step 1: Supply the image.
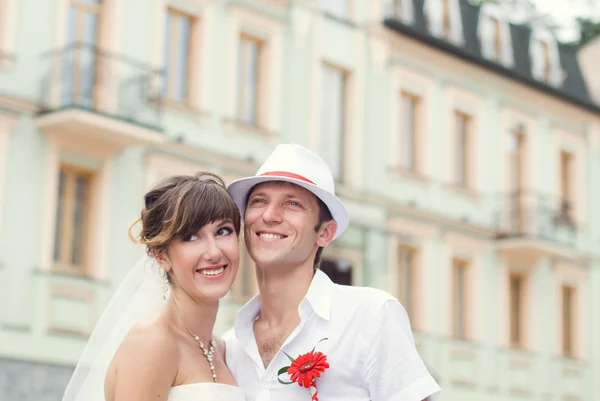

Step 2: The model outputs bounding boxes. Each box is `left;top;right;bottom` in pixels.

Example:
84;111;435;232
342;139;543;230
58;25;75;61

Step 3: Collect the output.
111;323;179;401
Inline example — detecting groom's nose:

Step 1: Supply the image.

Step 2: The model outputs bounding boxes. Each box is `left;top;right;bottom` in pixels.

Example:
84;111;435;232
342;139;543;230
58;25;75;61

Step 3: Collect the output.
262;202;284;224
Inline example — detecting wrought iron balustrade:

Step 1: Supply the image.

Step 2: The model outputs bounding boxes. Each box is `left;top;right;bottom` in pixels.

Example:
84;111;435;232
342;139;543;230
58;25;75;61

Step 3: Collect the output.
37;43;165;130
494;190;578;245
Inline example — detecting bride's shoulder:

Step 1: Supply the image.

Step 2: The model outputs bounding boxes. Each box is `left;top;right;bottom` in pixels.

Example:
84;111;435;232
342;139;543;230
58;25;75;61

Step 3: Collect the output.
106;313;178;395
116;314;179;363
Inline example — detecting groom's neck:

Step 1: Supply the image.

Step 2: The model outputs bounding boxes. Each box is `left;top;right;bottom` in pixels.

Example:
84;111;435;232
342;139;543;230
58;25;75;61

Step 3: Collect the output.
255;264;314;325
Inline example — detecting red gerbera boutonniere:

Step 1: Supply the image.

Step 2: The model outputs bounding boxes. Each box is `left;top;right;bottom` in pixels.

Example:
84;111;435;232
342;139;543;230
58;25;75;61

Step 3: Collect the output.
277;338;329;401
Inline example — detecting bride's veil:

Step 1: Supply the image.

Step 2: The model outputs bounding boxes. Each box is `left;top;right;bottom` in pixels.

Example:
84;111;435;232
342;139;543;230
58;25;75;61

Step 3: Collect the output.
62;255;169;401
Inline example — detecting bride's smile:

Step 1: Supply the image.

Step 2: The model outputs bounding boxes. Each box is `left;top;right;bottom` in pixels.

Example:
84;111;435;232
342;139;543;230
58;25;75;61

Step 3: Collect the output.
161;219;240;302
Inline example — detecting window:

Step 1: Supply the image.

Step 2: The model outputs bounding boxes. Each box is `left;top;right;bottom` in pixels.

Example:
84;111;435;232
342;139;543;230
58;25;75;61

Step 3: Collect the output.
509;129;525;191
562;285;575;357
319;63;347;181
424;0;463;44
318;0;348;20
454;111;471;187
321;258;352;286
398;246;417;320
382;0;414;23
67;0;102;46
237;34;264;126
442;0;451;40
540;40;551;83
398;92;420;172
477;5;514;66
225;9;283;135
509;274;525;347
65;0;102;107
509;129;526;232
559;150;574;220
490;16;502;61
54;165;95;274
452;258;468;339
530;30;561;86
163;8;194;102
383;0;403;18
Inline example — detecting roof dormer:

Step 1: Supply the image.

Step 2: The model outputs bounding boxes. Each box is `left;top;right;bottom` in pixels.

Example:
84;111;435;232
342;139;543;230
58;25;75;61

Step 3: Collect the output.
382;0;415;25
477;3;514;67
529;27;563;86
424;0;464;46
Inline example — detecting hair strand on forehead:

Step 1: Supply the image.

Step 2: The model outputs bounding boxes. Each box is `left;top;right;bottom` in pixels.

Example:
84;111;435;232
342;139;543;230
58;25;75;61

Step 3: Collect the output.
128;172;241;257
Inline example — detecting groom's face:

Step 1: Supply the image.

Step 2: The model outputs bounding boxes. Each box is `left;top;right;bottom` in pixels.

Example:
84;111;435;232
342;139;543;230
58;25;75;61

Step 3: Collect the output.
244;181;322;270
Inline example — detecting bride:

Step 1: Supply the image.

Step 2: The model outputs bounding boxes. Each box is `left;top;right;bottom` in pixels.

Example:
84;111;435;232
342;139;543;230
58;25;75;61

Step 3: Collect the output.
62;172;245;401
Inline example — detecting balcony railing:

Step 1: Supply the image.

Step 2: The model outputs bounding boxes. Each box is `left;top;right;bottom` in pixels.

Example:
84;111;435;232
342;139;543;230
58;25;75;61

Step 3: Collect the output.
494;190;578;245
37;43;164;131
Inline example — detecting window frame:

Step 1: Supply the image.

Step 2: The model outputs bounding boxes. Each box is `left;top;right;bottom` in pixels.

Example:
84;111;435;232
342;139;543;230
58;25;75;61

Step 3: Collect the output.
454;110;472;188
381;0;414;24
423;0;464;45
53;163;96;276
477;3;514;67
236;32;265;126
451;257;469;340
529;28;562;86
163;7;197;103
397;245;418;322
398;91;420;173
561;285;576;357
508;272;526;348
318;62;348;182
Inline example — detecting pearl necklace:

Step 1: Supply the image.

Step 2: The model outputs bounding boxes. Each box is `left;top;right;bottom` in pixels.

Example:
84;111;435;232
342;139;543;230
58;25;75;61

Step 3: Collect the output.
183;324;218;382
172;303;218;382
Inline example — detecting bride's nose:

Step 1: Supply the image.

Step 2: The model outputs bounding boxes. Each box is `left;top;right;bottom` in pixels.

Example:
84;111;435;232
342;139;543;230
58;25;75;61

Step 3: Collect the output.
202;237;223;261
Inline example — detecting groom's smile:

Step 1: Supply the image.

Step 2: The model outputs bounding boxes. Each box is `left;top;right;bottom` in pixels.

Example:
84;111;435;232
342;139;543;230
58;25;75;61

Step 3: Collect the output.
257;231;288;241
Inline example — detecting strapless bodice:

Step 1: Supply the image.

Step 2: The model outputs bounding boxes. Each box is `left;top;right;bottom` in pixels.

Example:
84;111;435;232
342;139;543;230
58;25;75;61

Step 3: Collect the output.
168;382;245;401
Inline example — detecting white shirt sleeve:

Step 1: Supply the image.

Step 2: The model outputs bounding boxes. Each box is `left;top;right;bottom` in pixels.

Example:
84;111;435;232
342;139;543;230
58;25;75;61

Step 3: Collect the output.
362;299;441;401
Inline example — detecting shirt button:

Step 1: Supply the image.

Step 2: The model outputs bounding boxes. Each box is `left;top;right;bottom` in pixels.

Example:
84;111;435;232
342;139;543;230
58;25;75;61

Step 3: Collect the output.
261;381;269;389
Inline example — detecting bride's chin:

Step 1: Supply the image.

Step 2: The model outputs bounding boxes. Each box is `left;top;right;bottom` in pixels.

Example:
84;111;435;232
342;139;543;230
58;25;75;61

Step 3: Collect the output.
194;285;234;302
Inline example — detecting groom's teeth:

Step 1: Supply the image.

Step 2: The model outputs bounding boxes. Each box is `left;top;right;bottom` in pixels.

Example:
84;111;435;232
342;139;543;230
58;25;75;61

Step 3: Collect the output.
259;233;284;239
199;267;225;276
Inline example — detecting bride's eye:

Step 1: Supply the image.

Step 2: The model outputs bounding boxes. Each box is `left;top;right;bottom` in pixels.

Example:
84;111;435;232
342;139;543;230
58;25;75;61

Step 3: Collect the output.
216;227;234;237
182;234;198;242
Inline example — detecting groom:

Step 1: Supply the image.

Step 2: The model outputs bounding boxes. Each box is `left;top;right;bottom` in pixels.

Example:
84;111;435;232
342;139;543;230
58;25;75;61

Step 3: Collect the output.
224;144;440;401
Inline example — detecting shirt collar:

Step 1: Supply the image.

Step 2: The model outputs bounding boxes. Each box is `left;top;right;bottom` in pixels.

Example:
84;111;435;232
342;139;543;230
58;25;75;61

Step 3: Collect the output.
233;269;336;342
304;269;335;321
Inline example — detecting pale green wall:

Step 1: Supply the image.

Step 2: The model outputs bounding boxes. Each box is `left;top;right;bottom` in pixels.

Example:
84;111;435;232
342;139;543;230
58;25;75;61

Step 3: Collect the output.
0;1;598;400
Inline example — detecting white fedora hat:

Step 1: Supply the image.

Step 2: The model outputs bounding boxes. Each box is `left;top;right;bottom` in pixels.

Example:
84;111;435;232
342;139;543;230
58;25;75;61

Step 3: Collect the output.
227;144;349;240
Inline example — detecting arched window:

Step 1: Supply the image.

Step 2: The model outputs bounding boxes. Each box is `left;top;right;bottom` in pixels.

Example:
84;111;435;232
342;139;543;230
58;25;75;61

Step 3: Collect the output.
477;4;514;67
424;0;464;45
381;0;415;24
530;27;563;86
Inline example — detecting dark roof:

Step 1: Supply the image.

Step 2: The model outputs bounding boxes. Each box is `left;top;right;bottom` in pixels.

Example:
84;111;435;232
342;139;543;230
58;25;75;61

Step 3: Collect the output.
383;0;599;114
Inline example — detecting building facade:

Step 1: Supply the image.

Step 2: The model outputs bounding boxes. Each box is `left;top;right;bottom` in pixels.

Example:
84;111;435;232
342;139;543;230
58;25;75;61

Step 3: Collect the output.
0;0;599;400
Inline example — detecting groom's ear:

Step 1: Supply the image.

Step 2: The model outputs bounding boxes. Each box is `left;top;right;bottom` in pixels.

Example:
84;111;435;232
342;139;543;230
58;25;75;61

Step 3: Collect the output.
316;219;337;248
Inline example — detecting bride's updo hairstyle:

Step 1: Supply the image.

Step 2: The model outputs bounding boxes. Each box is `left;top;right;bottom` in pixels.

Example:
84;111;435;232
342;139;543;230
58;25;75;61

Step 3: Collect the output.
129;172;241;256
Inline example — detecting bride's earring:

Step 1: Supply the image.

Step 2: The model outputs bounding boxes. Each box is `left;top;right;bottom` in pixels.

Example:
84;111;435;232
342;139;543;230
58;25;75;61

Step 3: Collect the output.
162;270;169;300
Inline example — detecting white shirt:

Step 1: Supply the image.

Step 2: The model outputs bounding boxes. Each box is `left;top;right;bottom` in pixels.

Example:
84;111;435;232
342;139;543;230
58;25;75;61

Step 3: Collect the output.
223;270;441;401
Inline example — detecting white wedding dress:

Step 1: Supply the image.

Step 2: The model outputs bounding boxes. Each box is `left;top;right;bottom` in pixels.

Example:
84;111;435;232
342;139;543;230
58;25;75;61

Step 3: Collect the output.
62;257;248;401
168;382;245;401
